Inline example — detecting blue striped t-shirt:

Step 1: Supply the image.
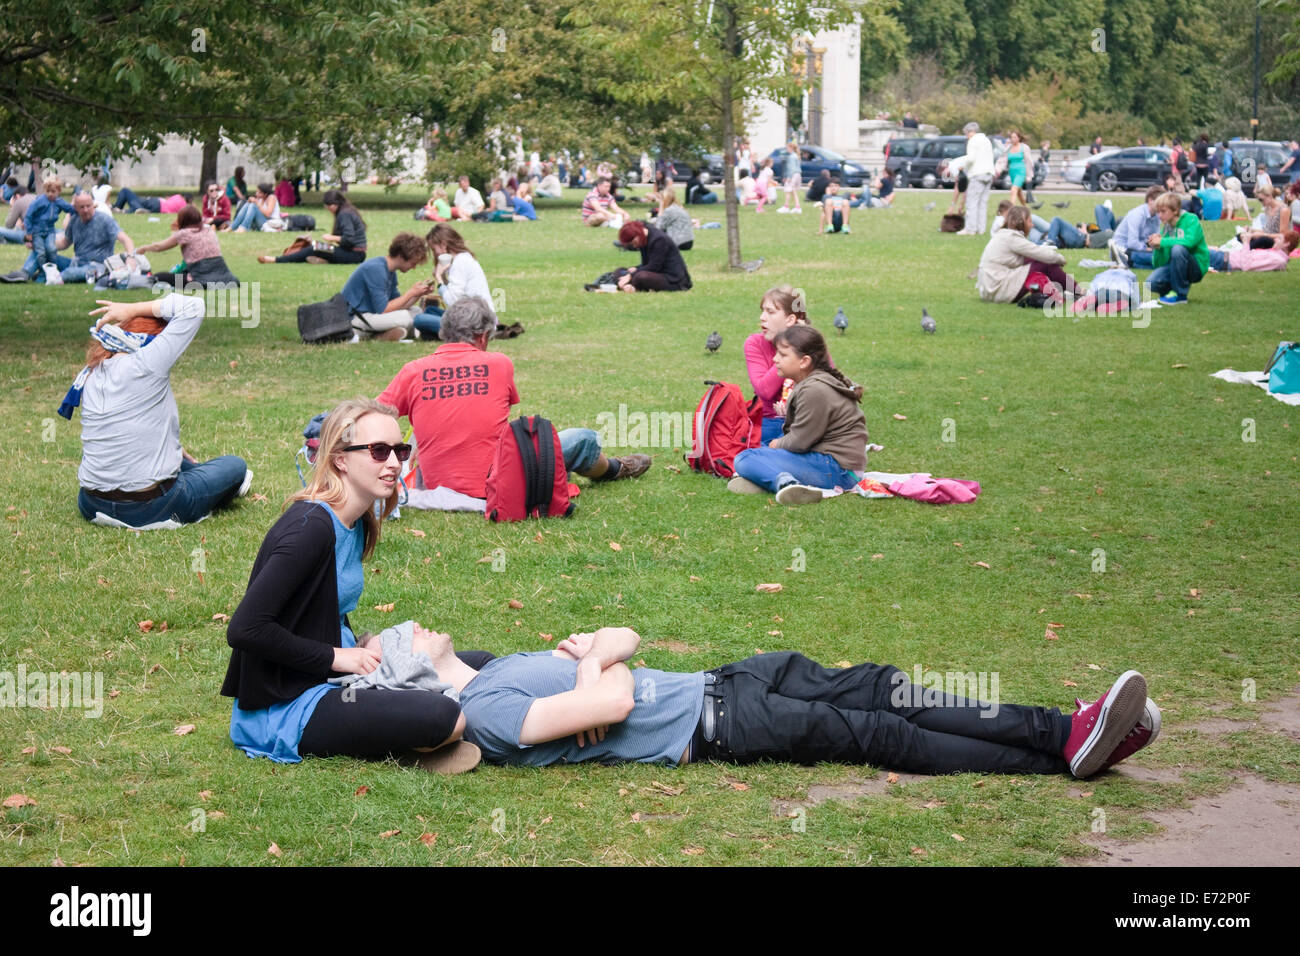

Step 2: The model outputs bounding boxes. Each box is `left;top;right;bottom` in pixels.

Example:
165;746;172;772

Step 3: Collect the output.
461;652;704;766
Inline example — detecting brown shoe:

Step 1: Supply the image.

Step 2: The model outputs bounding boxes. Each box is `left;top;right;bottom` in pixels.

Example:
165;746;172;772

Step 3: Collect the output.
415;741;481;775
611;453;652;479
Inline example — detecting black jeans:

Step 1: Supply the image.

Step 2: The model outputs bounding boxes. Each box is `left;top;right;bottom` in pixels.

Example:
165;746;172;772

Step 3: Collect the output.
298;650;493;759
275;245;365;265
700;652;1069;774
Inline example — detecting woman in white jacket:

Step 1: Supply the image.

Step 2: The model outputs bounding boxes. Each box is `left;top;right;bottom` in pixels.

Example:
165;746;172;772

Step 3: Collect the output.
414;224;494;339
977;205;1082;304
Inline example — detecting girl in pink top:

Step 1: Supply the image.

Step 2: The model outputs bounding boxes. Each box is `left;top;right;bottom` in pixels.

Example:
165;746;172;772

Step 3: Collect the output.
754;158;775;212
744;285;810;444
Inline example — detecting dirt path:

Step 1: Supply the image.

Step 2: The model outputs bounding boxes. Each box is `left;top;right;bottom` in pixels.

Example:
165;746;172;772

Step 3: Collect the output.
1073;690;1300;866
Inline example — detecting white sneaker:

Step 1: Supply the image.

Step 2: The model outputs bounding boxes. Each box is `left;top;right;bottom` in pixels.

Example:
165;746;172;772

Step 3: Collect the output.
41;262;64;285
775;483;824;506
727;476;766;495
238;469;254;497
792;207;803;214
776;207;790;214
1107;239;1129;268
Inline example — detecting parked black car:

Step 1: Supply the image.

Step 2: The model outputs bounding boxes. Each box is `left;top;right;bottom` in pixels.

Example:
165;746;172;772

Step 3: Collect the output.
764;144;868;187
885;135;1043;190
1082;147;1173;192
627;154;725;185
1226;139;1294;196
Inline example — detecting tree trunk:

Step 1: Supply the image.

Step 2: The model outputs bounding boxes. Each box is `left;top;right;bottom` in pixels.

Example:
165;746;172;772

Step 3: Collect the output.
199;134;221;193
721;1;741;269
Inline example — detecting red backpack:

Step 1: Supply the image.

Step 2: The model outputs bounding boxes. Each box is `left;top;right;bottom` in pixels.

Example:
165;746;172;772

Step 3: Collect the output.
685;380;763;478
485;416;578;521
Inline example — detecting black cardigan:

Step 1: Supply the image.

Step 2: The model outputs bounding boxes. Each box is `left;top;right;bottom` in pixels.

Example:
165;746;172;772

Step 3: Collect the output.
221;501;345;710
639;225;692;290
334;209;367;251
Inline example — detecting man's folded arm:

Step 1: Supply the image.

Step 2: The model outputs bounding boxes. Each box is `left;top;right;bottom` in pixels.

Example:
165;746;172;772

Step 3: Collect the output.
518;659;635;746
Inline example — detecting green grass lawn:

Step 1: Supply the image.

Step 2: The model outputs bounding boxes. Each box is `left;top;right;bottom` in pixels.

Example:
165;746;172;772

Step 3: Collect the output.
1;185;1297;866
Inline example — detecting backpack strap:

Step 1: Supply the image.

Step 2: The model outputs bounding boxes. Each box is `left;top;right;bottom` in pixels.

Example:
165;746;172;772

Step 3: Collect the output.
511;417;543;516
534;418;557;516
1265;342;1297;376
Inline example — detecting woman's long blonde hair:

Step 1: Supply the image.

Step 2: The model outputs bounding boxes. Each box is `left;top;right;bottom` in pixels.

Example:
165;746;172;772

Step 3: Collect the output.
289;398;401;559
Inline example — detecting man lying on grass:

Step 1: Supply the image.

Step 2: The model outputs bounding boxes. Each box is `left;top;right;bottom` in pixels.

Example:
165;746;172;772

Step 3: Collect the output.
420;625;1158;779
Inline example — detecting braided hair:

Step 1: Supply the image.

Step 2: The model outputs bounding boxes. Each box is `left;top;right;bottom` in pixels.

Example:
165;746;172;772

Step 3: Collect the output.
774;324;863;402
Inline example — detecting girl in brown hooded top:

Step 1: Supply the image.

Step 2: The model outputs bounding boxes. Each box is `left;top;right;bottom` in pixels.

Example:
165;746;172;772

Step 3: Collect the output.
728;324;867;506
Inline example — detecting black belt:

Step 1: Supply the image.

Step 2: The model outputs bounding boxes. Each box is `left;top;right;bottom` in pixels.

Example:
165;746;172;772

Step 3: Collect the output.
82;476;176;502
690;670;728;762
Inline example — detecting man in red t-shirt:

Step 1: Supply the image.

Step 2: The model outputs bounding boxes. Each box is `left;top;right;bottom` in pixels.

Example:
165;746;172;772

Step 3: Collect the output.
378;297;650;501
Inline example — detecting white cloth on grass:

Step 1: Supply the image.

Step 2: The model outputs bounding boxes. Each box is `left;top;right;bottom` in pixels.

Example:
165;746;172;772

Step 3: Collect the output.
1211;369;1300;405
403;486;487;512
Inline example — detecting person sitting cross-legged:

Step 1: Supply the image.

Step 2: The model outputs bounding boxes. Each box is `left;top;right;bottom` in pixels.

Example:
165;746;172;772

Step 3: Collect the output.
375;297;651;511
420;625;1159;781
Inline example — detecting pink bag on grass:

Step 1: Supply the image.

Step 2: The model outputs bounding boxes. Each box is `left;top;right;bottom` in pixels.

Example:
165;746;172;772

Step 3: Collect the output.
887;474;981;504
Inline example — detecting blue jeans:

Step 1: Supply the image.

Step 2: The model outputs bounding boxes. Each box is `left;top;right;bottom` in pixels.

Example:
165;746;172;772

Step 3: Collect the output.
78;455;248;527
1149;244;1204;298
558;428;601;475
60;257;104;283
1208;249;1230;271
733;446;857;492
1125;248;1154;269
113;188;160;214
0;226;25;243
23;250;71;281
760;417;785;445
30;231;59;273
1044;217;1085;249
412;306;443;339
230;202;267;230
1094;204;1116;232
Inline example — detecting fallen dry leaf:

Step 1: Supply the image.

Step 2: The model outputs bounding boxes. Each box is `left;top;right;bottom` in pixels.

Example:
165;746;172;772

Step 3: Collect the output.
892;413;907;420
1189;588;1200;598
20;746;36;755
374;603;395;613
147;663;162;675
609;541;622;551
1086;663;1102;670
1063;680;1078;687
533;532;544;543
267;842;282;858
51;746;71;755
138;620;154;633
198;790;213;801
211;613;230;623
508;599;524;609
476;555;494;563
729;781;750;791
229;360;238;370
173;724;196;736
911;847;928;856
1045;628;1060;641
689;575;701;582
871;553;884;560
539;633;554;642
887;772;900;784
682;846;705;855
379;829;401;838
1079;790;1094;798
755;583;783;593
922;800;943;810
767;629;782;636
630;812;642;822
207;811;226;820
974;561;991;570
834;660;852;668
1048;622;1065;628
419;832;437;847
646;781;684;796
409;529;427;538
108;689;121;699
354;785;369;797
665;464;682;473
1171;363;1188;369
951;833;966;842
4;793;36;808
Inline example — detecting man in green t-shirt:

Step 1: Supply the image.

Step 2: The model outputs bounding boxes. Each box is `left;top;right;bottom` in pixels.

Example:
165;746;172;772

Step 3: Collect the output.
1146;191;1209;305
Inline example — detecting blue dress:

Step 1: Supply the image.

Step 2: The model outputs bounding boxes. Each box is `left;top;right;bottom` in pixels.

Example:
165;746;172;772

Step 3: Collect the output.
229;502;364;762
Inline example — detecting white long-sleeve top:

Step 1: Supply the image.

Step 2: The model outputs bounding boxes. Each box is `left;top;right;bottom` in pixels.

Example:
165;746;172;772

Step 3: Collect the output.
78;294;204;491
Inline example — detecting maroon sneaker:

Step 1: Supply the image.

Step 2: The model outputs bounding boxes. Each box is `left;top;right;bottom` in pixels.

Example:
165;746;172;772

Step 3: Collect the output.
1063;670;1147;778
1099;698;1161;772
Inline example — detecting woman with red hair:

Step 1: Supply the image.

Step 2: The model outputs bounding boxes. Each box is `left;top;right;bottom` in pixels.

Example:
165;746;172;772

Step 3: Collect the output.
62;293;250;529
615;220;692;292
